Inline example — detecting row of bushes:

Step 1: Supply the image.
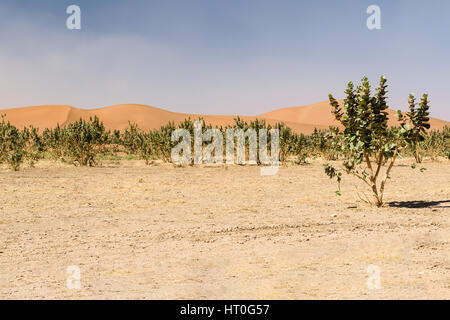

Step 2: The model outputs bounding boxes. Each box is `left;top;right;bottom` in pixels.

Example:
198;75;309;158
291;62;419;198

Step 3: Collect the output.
0;113;448;171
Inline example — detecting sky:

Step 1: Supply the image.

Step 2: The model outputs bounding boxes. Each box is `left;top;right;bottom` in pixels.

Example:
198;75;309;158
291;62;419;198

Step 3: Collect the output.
0;0;449;121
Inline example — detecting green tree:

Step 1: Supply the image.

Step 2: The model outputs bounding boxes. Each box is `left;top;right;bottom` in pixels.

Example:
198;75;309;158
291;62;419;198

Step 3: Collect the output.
61;116;108;166
153;121;176;162
122;122;156;164
399;94;431;163
325;76;430;207
0;117;28;171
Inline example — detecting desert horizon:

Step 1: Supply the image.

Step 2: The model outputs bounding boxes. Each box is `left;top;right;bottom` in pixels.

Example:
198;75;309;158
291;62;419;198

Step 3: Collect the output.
2;100;449;135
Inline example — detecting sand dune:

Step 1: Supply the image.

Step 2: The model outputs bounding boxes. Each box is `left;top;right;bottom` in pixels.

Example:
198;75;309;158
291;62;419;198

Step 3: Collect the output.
1;101;448;134
260;101;450;130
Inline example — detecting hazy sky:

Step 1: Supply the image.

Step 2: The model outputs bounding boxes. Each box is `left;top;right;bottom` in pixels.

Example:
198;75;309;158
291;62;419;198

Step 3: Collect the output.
0;0;449;120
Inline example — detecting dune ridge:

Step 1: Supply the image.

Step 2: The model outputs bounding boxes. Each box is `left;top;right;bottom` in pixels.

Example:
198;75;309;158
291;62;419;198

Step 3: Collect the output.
1;101;448;134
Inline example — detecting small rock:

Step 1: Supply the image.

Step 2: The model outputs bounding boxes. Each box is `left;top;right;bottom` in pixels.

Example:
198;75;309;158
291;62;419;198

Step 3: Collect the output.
330;214;337;218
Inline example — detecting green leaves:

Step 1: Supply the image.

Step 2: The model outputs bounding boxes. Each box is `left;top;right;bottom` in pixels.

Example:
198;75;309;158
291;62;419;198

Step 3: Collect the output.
400;93;431;163
324;163;343;196
329;94;343;121
384;143;395;152
0;117;29;171
325;76;433;207
122;122;156;165
60;116;108;166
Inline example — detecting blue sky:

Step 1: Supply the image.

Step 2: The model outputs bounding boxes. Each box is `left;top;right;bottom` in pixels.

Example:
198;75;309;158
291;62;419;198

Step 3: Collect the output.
0;0;449;120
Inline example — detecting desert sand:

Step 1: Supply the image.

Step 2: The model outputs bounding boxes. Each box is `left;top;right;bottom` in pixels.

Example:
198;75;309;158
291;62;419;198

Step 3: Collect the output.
1;101;449;134
0;158;448;299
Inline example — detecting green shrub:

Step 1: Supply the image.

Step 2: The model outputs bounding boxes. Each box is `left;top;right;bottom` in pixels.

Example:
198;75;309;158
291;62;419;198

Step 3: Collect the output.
122;123;156;165
22;126;46;166
61;116;109;166
153;121;176;163
400;94;431;163
325;76;430;207
0;117;28;171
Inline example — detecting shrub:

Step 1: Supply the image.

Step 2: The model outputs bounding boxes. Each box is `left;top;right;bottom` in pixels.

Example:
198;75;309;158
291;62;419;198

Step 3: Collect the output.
22;126;46;166
153;121;176;162
61;116;109;166
325;76;430;207
122;122;141;155
275;123;295;164
122;122;156;165
0;117;28;171
400;94;431;163
42;124;65;161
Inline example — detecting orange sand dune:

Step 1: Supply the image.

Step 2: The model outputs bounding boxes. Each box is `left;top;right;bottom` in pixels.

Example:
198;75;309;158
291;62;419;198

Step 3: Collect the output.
1;101;448;134
260;101;450;131
64;104;318;133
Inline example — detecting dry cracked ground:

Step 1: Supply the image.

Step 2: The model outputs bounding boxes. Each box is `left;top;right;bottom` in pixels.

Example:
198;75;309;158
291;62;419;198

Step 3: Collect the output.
0;158;449;299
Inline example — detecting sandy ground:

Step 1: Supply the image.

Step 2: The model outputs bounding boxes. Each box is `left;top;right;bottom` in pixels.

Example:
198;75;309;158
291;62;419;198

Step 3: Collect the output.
0;159;449;299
